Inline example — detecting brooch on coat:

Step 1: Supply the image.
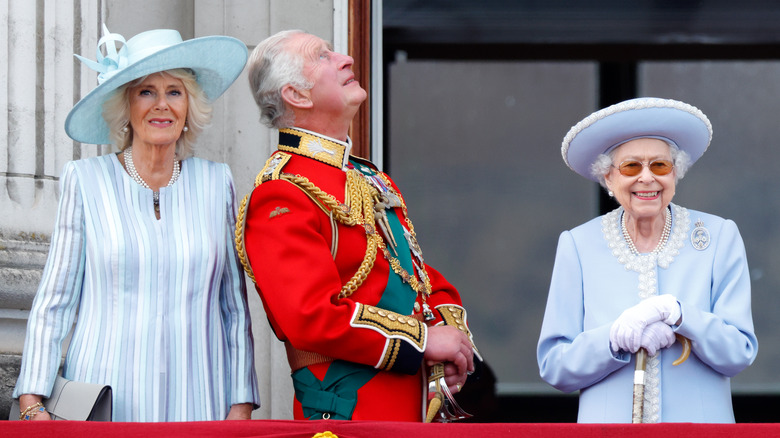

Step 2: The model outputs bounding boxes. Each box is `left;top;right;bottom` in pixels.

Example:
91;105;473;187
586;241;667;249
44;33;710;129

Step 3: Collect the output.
690;218;710;251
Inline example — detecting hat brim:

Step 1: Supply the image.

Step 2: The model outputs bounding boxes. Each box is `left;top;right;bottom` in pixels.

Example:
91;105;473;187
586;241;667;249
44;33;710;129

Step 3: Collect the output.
562;98;713;181
65;35;248;145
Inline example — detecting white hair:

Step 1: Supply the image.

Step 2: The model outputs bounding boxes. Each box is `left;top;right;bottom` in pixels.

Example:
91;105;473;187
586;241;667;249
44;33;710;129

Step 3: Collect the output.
246;29;314;129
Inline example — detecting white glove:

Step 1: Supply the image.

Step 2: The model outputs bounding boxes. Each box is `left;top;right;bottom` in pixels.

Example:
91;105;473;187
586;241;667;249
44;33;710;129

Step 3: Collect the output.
639;321;676;356
610;294;681;353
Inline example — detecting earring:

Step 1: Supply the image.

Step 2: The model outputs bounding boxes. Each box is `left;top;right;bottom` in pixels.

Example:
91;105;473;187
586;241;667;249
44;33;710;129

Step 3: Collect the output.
122;125;129;133
608;190;614;197
182;125;189;132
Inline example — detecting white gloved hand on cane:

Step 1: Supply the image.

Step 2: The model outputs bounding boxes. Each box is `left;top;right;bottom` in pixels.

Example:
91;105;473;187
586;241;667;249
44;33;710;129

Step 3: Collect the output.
610;294;681;353
639;321;676;356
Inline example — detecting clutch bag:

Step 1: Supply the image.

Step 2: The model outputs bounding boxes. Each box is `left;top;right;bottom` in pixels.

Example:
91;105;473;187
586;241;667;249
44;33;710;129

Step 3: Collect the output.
10;375;113;421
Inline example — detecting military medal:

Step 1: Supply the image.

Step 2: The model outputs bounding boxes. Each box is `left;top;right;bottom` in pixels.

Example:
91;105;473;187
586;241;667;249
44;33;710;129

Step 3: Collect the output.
347;162;436;320
384;191;402;208
373;195;398;255
422;303;435;321
405;228;422;259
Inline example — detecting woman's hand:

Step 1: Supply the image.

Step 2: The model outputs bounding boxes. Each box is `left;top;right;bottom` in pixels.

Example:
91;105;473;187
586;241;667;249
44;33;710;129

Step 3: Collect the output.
639;321;676;356
225;403;252;420
610;294;681;352
19;394;51;421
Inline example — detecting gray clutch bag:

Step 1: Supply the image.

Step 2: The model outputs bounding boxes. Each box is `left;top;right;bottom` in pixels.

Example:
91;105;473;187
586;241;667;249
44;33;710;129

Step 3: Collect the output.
10;375;113;421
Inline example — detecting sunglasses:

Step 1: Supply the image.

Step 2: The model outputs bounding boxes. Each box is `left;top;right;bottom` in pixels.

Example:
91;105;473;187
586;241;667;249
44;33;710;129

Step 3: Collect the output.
612;159;674;177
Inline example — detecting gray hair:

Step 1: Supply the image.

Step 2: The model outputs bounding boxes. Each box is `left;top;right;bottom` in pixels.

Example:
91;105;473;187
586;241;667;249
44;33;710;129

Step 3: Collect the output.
247;29;314;129
102;68;211;159
590;140;692;188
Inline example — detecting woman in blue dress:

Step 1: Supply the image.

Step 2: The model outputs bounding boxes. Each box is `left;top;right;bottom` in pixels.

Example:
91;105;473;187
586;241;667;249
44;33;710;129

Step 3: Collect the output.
537;97;758;423
13;27;261;421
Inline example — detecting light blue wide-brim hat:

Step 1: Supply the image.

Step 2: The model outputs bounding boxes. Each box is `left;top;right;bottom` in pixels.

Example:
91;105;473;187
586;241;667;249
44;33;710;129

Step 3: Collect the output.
561;97;713;182
65;26;248;145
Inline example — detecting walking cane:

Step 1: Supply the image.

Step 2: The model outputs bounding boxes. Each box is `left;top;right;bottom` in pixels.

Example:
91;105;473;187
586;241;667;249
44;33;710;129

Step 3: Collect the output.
632;334;691;423
631;348;648;423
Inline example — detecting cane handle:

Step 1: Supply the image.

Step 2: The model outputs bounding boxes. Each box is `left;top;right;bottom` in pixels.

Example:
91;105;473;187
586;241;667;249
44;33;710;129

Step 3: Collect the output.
673;334;691;366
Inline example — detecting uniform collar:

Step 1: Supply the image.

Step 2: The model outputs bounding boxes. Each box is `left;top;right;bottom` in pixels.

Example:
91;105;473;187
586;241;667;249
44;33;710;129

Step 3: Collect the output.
278;127;352;170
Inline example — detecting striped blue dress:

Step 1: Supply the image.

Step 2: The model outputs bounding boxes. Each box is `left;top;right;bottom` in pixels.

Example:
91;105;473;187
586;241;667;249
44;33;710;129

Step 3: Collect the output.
14;153;261;421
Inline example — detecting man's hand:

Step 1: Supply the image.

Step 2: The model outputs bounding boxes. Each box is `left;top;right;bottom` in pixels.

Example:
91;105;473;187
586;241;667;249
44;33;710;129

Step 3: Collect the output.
425;325;475;392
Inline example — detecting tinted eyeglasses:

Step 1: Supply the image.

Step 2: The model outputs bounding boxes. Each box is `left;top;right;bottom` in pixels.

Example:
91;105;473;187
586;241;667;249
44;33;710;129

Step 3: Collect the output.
612;159;674;177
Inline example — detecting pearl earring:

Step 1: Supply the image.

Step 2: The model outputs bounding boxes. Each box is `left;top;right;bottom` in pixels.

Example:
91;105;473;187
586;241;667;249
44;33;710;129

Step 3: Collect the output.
608;190;614;197
182;125;189;132
122;126;129;133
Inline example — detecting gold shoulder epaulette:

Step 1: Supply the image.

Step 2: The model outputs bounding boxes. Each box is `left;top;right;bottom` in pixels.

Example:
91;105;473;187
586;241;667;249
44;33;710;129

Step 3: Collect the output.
251;151;338;217
235;150;382;297
236;152;293;284
236;151;350;284
255;151;293;186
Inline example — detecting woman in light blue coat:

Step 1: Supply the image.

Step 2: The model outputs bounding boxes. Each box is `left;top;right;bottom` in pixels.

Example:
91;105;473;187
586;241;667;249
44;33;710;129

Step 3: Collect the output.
14;27;260;422
537;98;757;423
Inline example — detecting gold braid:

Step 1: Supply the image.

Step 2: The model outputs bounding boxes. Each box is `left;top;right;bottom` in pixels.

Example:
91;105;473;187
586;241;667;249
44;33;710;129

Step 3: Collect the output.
376;173;433;296
280;171;383;299
378;173;419;243
236;166;432;300
235;192;255;282
338;170;382;298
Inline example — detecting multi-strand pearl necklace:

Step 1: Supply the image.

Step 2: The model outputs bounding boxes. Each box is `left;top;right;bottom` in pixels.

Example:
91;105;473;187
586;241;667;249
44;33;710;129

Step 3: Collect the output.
621;206;672;255
124;147;181;213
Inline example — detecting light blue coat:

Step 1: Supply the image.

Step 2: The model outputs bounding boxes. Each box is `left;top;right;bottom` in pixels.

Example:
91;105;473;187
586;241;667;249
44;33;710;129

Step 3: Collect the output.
14;154;261;421
537;205;757;423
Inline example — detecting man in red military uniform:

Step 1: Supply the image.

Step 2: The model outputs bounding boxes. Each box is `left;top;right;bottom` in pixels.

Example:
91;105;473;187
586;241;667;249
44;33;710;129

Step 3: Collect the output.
237;30;480;421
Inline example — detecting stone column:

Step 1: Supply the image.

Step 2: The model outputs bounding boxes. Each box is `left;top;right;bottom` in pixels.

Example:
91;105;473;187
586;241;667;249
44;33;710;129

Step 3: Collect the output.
0;0;101;419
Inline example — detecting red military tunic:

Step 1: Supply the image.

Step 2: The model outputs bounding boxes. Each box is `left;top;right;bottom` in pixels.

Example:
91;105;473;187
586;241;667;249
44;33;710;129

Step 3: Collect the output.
237;128;477;421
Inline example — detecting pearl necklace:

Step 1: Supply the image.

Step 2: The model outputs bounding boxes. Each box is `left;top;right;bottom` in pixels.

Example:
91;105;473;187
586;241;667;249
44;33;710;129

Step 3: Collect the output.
124;147;181;212
621;206;672;255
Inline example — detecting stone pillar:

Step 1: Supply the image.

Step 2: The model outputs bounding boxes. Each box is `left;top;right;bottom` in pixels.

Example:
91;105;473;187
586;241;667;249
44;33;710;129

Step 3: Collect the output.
0;0;101;419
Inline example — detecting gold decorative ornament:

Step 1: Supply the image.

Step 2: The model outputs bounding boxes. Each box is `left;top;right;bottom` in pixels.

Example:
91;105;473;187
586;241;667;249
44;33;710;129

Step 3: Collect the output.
278;128;347;168
351;304;425;351
236;144;435;312
437;304;480;356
